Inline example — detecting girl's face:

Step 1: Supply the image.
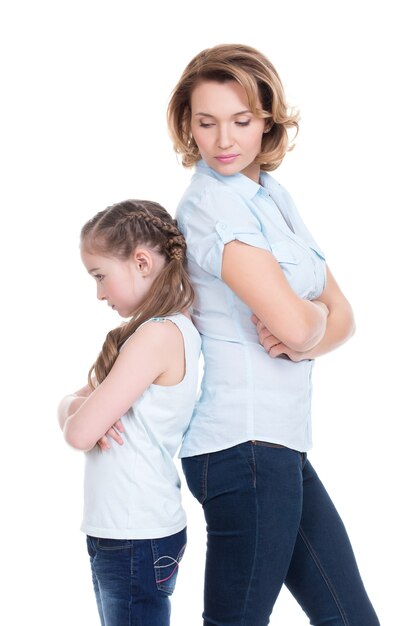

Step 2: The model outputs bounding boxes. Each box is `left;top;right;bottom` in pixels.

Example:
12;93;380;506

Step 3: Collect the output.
190;79;267;182
81;247;164;318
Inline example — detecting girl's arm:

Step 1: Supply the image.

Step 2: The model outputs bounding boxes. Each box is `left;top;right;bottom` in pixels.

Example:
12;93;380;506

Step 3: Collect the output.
57;384;92;431
253;265;355;360
222;240;329;352
57;321;179;451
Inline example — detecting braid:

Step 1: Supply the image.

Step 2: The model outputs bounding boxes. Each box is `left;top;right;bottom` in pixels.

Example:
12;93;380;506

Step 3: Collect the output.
139;211;186;262
81;199;194;387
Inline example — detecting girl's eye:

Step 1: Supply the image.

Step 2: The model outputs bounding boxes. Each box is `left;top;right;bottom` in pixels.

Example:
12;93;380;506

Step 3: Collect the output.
94;274;104;282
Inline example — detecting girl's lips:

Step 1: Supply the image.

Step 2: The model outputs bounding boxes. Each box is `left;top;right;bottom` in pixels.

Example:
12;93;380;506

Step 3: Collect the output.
215;154;239;163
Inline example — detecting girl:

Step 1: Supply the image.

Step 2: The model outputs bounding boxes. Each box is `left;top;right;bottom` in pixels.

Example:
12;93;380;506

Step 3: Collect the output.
58;199;201;626
167;44;380;625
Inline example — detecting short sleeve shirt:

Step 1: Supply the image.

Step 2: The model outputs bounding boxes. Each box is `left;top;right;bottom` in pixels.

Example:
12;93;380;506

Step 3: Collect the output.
176;160;326;455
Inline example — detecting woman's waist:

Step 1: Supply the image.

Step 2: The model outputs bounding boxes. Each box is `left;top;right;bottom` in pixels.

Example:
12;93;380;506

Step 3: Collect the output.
200;338;313;378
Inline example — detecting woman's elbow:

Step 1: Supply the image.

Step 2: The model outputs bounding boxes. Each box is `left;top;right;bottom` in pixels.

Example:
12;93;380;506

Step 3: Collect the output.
287;323;325;352
282;310;327;351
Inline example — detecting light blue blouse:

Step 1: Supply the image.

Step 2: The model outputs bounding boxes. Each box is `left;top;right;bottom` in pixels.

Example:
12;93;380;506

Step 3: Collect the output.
176;160;326;456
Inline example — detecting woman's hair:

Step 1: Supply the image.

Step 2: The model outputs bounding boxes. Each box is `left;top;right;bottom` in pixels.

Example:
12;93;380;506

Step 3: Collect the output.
167;43;300;171
80;199;194;387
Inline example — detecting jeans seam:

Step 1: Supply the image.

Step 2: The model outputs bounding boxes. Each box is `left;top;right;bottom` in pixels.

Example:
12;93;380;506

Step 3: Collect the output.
200;453;209;503
241;450;258;625
250;444;256;488
297;526;350;626
129;543;133;626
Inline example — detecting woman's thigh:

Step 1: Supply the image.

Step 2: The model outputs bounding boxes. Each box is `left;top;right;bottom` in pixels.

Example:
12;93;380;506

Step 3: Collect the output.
86;528;186;626
285;459;380;626
182;442;304;626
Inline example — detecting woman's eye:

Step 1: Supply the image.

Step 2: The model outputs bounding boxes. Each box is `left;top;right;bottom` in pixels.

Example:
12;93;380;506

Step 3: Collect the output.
199;122;215;128
235;120;250;127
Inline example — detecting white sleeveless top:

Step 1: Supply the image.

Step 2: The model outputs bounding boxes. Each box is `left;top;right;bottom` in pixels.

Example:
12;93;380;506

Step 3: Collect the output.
80;314;201;539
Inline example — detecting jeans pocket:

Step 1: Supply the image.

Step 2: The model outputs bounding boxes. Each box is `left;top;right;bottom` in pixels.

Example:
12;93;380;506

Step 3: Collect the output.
96;538;132;551
181;454;209;504
251;440;286;449
151;528;187;595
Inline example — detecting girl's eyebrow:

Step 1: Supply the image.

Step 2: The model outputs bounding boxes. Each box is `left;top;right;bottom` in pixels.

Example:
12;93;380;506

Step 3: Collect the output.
88;267;101;274
194;110;252;117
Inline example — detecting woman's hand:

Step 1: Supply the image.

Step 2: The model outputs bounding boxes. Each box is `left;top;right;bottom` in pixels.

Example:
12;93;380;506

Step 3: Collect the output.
222;241;329;351
252;266;355;361
251;315;305;361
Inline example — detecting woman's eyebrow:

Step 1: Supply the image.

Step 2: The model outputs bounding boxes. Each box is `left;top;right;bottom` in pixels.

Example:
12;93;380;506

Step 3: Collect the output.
194;110;252;116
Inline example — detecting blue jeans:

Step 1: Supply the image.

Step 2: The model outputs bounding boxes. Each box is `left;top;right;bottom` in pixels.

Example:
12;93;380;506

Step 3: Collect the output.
182;442;379;626
86;528;186;626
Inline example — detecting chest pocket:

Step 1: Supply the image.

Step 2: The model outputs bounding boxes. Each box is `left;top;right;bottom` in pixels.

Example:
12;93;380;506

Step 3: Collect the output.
270;240;324;299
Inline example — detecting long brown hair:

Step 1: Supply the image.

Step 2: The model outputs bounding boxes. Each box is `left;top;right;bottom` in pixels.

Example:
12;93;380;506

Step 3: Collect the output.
167;43;300;171
81;199;194;387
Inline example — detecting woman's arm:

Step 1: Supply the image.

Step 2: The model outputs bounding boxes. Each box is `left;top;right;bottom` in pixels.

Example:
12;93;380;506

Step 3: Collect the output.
222;240;329;352
253;265;355;361
57;321;179;451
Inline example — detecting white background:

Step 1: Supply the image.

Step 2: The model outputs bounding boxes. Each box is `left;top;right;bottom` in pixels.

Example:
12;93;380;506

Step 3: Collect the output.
1;1;416;624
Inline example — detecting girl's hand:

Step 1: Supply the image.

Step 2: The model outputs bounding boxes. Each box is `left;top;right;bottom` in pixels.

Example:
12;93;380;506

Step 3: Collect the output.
97;419;125;451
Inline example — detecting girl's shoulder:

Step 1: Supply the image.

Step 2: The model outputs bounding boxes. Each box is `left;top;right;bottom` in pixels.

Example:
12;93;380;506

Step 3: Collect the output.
136;314;200;350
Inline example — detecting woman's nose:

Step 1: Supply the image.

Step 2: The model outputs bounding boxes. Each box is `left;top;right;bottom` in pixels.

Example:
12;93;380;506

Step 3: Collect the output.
217;124;234;150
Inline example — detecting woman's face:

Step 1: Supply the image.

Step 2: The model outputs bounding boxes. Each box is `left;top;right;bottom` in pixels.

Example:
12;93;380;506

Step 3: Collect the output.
190;79;267;182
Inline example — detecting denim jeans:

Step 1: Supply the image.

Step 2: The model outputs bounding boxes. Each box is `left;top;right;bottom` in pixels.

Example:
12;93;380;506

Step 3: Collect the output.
86;527;186;626
182;442;379;626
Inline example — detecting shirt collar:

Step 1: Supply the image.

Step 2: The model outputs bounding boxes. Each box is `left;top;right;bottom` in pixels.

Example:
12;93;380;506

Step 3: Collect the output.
196;160;262;201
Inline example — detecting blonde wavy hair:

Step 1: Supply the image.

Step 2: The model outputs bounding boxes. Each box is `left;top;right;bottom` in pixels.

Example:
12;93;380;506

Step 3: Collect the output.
80;200;194;387
167;43;300;172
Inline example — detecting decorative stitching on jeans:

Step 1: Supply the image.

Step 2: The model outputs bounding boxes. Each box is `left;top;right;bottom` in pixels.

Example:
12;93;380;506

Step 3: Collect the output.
153;543;186;584
297;526;350;626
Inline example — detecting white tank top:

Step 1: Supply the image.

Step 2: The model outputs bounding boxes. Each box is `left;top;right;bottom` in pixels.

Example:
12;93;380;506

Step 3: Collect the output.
80;313;201;539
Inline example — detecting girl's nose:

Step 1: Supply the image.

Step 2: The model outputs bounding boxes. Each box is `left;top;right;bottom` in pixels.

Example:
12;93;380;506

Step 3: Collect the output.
96;285;106;301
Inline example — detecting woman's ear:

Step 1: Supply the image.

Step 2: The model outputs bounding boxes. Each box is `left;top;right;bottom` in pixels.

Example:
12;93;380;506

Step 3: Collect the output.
263;120;273;133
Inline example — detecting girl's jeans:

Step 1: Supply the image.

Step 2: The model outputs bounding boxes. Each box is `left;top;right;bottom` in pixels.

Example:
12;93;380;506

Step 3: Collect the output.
182;442;379;626
86;527;186;626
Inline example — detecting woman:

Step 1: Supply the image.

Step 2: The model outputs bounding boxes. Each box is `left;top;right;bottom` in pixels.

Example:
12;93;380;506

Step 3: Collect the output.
167;44;379;626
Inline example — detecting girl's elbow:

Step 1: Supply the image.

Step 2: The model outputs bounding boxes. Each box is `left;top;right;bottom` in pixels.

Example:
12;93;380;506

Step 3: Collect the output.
64;423;94;452
346;315;356;341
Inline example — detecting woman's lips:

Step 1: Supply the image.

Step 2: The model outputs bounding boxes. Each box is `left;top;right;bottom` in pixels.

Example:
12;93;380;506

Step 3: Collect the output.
215;154;239;164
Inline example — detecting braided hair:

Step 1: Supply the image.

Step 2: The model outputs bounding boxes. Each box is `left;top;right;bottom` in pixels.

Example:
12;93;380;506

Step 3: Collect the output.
80;200;194;387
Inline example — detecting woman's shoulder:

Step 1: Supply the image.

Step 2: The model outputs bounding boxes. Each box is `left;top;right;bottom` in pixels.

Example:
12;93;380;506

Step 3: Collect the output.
177;172;251;229
183;168;239;202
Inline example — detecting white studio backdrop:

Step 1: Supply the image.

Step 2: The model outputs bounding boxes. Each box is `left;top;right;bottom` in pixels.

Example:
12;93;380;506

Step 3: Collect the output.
1;1;416;624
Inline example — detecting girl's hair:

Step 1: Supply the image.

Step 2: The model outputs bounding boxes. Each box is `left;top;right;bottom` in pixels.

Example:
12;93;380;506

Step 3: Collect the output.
167;43;300;172
80;199;194;387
